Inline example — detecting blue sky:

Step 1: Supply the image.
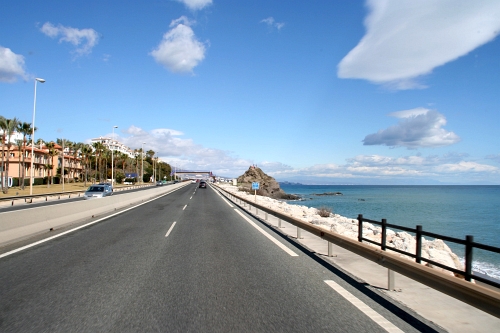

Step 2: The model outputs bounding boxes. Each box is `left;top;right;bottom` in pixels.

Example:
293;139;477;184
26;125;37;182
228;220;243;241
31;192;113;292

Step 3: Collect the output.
1;0;500;184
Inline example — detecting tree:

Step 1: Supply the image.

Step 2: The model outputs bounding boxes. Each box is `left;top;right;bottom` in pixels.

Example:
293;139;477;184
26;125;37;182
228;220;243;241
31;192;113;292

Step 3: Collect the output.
17;122;33;189
92;142;105;183
0;117;20;194
46;142;59;187
80;144;93;186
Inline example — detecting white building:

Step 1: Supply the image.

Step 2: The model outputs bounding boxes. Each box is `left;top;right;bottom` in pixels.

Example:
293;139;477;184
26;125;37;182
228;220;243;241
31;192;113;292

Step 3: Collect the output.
90;137;135;157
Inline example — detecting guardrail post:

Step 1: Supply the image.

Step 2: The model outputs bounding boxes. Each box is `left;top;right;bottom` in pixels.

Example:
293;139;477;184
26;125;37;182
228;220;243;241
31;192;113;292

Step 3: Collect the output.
297;227;302;239
278;218;282;228
388;269;395;291
416;225;422;264
328;242;333;257
265;212;268;221
357;214;363;242
381;218;387;250
465;235;474;282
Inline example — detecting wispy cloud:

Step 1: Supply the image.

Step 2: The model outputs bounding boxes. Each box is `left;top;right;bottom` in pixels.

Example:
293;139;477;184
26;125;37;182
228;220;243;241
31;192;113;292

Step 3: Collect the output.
0;46;27;82
40;22;99;57
362;108;460;149
176;0;212;11
260;17;285;31
150;16;206;74
337;0;500;89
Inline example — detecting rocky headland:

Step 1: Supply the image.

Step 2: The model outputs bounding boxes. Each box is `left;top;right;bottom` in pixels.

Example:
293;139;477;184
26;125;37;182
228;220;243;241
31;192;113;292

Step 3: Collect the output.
236;166;299;200
219;183;464;278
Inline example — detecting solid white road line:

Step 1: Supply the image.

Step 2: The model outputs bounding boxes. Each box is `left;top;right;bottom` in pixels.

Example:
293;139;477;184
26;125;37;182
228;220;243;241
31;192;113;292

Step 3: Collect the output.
165;222;177;238
234;209;298;257
324;280;403;333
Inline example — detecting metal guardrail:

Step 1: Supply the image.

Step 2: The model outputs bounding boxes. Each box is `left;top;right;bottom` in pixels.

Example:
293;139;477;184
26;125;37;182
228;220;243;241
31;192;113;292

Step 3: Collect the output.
357;215;500;289
214;184;500;318
0;184;155;205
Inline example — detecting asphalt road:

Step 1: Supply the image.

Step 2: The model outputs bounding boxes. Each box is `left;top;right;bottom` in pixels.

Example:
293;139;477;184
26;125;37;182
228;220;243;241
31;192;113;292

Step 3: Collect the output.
0;183;442;332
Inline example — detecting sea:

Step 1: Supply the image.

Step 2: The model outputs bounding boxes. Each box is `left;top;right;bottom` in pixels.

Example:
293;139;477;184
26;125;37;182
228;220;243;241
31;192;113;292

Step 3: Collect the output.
280;184;500;280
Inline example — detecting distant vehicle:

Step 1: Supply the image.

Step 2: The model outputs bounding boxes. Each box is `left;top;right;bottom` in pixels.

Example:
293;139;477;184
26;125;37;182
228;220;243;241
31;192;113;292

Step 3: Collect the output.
156;181;163;186
83;184;113;199
191;180;196;183
199;181;207;188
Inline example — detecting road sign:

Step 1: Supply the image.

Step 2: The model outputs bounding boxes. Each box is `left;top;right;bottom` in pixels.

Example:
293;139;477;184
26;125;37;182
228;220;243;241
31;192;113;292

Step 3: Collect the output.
252;182;259;190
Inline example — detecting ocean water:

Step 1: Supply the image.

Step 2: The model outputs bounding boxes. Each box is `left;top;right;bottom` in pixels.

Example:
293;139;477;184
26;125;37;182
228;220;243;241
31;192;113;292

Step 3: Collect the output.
281;184;500;280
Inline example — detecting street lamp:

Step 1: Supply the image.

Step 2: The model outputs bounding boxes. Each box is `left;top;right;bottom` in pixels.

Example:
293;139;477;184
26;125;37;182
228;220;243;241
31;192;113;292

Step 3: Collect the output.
111;126;118;186
30;78;45;196
141;142;145;184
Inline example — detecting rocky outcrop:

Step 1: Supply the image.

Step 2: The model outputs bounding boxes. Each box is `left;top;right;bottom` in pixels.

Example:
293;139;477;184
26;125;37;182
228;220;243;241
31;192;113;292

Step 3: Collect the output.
236;166;299;200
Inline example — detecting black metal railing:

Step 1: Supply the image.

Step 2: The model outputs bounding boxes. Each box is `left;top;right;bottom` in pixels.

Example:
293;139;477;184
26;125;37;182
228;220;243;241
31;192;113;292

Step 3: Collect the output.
357;214;500;289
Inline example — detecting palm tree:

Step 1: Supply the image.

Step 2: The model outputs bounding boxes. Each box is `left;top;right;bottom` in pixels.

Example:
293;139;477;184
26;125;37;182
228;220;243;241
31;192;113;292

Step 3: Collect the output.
80;144;93;186
92;142;105;183
46;142;59;187
17;122;33;190
0;117;20;194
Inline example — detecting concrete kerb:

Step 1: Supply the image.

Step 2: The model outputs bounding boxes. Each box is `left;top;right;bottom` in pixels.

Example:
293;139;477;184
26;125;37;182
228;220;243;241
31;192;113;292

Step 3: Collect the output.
0;182;189;247
215;186;500;333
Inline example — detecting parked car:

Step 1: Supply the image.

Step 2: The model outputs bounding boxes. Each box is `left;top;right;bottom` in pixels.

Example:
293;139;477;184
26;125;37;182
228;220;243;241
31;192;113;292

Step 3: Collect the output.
83;184;113;199
199;181;207;188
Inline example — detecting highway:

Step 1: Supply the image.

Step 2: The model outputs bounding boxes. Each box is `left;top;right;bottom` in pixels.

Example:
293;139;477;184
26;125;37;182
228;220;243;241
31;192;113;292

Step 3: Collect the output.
0;183;442;332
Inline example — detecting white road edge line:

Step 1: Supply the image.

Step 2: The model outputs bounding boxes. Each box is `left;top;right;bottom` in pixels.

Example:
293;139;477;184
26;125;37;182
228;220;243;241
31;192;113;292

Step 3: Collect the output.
165;222;177;237
324;280;403;333
210;186;235;208
0;186;186;259
234;209;298;257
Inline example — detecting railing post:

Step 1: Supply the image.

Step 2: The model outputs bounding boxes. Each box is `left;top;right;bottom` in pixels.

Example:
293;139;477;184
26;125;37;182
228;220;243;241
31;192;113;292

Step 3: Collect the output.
381;218;387;250
465;235;474;282
297;227;302;239
278;218;282;228
328;242;333;257
358;214;363;242
265;212;268;221
388;269;395;291
416;225;423;264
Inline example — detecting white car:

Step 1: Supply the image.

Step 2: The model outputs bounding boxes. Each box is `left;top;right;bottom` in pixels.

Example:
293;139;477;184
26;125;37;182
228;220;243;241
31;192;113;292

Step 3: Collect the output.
83;184;113;199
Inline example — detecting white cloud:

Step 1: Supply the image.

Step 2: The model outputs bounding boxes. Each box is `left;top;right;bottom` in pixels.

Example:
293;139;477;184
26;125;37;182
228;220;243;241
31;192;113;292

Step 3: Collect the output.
0;46;27;82
40;22;99;57
150;16;206;74
363;108;460;148
269;153;499;184
337;0;500;89
260;17;285;31
111;125;251;176
176;0;212;11
435;161;498;173
101;126;498;183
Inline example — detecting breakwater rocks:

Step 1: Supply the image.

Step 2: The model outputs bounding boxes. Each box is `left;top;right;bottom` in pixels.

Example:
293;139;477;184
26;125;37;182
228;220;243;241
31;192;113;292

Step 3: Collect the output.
220;184;464;278
312;192;343;196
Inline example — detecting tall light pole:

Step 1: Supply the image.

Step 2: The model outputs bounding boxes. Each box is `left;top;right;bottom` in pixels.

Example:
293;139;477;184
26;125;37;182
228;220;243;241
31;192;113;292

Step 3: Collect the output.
141;142;145;184
30;78;45;196
111;126;118;186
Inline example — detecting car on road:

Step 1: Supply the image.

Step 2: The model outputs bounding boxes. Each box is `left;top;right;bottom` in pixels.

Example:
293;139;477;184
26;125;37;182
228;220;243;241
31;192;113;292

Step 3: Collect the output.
199;181;207;188
83;184;113;199
156;181;164;186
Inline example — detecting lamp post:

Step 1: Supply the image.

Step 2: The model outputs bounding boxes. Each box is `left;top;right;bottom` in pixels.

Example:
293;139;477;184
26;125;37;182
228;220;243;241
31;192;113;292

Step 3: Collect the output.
141;142;145;184
111;126;118;186
30;78;45;196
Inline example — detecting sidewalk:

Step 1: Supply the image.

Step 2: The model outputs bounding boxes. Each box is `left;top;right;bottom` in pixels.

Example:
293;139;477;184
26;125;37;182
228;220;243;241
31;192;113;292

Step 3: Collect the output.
236;197;500;333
